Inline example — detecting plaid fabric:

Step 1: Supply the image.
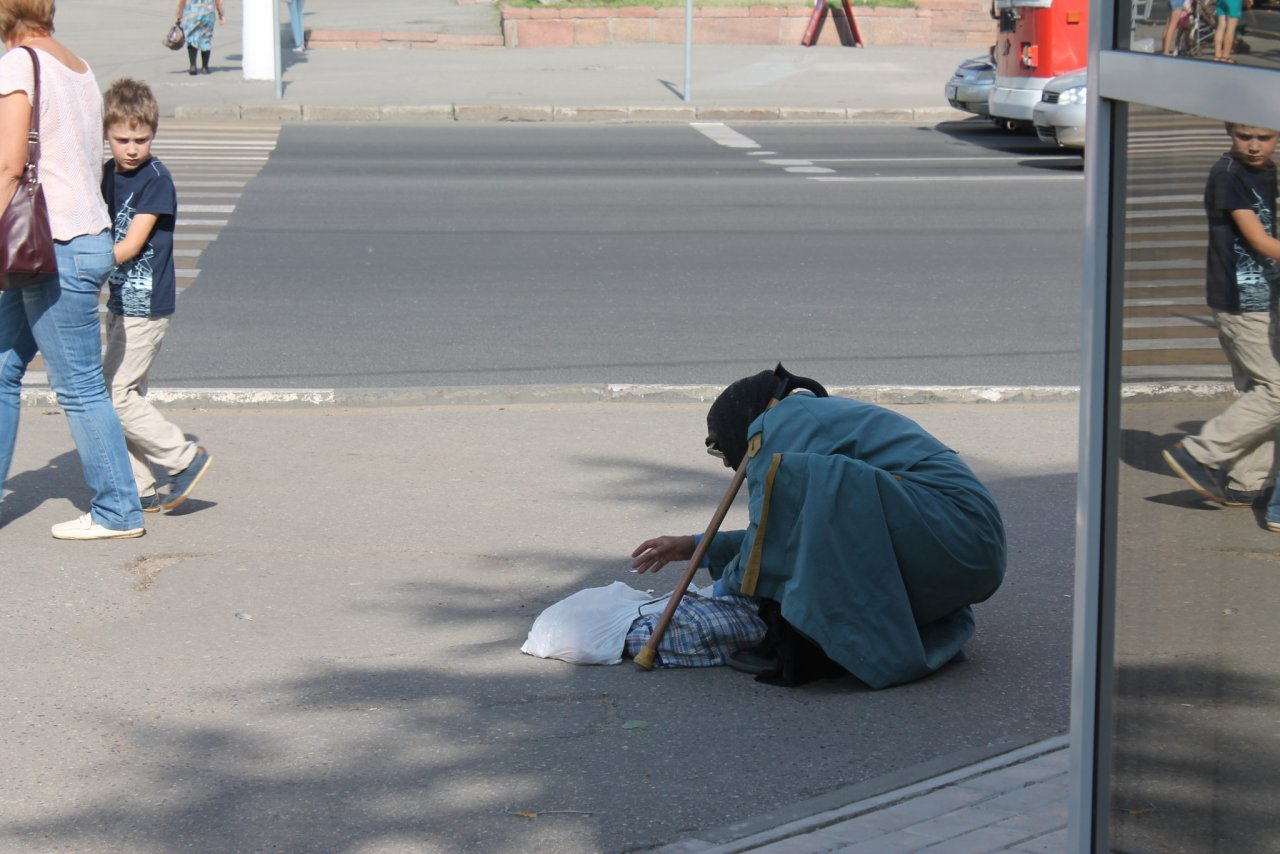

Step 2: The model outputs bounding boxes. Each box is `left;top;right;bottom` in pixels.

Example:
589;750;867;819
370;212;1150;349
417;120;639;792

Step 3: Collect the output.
624;591;767;668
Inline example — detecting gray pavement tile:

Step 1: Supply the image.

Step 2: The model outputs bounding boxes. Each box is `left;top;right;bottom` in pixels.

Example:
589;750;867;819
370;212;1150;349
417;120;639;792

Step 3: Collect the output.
955;758;1071;793
1009;826;1070;852
821;787;989;838
991;801;1070;833
1016;750;1071;776
905;805;1020;840
827;829;938;853
808;818;892;846
743;836;845;853
976;778;1071;813
917;824;1036;853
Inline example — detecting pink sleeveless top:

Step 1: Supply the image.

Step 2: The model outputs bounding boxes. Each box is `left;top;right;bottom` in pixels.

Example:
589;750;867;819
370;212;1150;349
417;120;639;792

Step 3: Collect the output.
0;47;110;241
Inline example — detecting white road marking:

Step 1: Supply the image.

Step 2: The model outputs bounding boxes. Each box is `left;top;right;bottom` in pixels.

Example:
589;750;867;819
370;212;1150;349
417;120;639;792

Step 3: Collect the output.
690;122;761;149
810;174;1083;183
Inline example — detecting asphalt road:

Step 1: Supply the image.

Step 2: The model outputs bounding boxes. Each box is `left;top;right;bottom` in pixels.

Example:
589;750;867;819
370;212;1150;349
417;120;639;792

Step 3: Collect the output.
153;120;1085;390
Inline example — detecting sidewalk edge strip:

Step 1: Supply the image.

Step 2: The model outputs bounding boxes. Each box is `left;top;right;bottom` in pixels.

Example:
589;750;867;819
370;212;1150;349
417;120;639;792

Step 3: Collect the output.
651;734;1071;854
17;383;1238;408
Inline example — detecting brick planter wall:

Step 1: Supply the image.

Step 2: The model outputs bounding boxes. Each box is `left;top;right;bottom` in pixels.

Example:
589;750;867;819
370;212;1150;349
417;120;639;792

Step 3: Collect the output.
501;0;994;47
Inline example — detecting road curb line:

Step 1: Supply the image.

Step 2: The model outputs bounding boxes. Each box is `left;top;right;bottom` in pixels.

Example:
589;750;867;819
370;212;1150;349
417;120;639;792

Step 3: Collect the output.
171;104;974;123
19;383;1241;408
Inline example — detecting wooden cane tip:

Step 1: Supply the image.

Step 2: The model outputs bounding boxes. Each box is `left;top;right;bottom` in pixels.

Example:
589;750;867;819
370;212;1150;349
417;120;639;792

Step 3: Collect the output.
634;648;656;670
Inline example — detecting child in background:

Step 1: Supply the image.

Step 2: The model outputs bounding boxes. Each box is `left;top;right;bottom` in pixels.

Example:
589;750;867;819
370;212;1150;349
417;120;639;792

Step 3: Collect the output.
101;78;212;513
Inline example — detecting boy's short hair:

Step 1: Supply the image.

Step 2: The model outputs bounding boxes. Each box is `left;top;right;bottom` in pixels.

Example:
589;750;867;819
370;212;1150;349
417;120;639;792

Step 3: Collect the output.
1225;122;1278;136
0;0;55;43
103;78;160;135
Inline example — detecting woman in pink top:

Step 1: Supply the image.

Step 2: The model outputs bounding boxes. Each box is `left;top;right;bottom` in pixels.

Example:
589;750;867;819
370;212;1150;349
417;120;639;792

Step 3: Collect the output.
0;0;144;540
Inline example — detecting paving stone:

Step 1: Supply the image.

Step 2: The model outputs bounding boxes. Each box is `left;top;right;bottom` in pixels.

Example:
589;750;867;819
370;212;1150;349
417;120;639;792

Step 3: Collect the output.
746;835;844;853
241;103;303;121
980;779;1070;814
552;106;629;122
916;823;1033;853
454;104;555;121
993;801;1070;833
696;106;781;121
809;817;891;845
380;105;456;121
627;106;698;121
303;105;382;121
1010;826;1070;852
904;804;1013;840
831;829;938;853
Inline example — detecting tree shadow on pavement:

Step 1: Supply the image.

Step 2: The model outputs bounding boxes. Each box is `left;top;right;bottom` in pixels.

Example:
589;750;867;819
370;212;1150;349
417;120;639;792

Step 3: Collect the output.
1;465;1077;854
1110;660;1280;853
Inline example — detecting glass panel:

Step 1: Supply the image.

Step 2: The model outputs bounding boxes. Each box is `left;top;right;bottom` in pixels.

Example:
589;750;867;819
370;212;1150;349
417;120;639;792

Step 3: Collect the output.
1126;0;1280;67
1111;104;1280;853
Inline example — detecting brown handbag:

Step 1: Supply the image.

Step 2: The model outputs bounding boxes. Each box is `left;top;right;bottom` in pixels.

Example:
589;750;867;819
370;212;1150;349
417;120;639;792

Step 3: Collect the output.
0;46;57;291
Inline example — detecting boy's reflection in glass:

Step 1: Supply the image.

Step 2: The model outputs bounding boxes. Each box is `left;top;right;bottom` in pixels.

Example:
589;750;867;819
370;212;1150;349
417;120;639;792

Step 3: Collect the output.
1162;124;1280;527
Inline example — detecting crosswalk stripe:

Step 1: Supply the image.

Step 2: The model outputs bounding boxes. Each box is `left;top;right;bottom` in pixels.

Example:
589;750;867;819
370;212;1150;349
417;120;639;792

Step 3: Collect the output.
1121;110;1240;383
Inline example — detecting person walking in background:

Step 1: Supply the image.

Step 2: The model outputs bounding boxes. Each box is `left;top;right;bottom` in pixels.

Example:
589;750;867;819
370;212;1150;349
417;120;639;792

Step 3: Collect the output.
1164;124;1280;521
0;0;144;540
1212;0;1248;61
101;78;212;514
177;0;224;76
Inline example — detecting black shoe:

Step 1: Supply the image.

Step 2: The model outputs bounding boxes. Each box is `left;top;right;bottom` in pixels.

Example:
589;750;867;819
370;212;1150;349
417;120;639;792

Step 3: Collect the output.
1162;441;1228;504
1223;486;1266;507
188;66;197;75
164;447;212;511
727;649;778;676
201;66;211;74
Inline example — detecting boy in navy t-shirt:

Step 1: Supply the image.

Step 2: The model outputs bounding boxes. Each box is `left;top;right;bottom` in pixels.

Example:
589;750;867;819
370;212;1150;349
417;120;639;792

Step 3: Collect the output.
100;78;211;513
1164;123;1280;524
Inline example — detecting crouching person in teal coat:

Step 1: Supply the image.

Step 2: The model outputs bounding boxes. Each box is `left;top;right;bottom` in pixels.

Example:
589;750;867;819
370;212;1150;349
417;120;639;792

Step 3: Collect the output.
631;366;1007;689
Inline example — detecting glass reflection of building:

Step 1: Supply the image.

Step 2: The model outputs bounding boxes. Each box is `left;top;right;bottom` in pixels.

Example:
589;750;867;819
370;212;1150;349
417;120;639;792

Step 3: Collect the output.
1071;0;1280;849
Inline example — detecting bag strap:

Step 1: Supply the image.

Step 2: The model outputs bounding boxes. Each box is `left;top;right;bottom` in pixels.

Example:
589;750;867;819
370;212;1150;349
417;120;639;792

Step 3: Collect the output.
18;46;41;183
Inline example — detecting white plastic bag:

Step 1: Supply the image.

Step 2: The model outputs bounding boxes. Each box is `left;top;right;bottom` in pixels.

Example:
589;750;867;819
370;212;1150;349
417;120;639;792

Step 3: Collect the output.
521;581;655;665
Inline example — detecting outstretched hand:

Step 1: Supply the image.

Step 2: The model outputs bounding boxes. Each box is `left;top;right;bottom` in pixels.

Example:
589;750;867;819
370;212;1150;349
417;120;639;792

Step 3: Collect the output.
630;535;696;574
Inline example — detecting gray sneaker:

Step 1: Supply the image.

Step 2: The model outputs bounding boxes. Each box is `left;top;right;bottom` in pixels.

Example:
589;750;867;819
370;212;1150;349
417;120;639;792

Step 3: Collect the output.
164;447;213;511
1162;442;1227;504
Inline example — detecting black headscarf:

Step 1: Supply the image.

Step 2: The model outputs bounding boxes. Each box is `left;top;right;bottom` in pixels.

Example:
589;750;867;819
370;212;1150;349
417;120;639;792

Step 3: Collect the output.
705;364;828;469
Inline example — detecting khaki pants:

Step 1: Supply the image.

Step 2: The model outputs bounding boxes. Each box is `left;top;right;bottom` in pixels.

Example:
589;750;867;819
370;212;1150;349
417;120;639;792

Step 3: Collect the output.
101;313;197;496
1182;310;1280;492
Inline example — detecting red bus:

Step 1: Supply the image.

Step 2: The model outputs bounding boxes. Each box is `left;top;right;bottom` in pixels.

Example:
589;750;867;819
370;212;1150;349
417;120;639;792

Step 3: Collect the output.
988;0;1088;130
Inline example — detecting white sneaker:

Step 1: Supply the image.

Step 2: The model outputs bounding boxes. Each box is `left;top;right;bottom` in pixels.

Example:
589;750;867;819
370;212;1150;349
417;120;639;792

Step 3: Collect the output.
51;513;144;541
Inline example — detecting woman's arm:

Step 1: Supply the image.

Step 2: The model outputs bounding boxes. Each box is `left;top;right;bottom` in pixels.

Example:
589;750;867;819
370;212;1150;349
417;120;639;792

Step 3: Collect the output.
0;91;32;209
175;0;186;20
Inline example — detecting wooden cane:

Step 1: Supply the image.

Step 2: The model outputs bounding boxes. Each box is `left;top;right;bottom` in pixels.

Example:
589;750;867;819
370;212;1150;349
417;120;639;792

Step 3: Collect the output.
633;454;750;671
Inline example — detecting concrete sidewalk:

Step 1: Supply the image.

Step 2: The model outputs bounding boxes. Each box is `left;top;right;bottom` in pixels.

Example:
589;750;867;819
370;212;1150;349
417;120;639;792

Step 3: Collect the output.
2;399;1078;853
56;0;976;121
1;6;1082;852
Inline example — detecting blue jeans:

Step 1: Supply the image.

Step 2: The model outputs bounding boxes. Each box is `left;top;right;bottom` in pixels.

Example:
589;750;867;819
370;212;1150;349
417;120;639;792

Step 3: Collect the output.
0;231;143;530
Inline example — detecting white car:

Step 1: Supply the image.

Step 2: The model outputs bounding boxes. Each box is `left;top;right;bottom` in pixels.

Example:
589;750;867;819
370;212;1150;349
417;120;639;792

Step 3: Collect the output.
944;56;997;118
1032;69;1087;151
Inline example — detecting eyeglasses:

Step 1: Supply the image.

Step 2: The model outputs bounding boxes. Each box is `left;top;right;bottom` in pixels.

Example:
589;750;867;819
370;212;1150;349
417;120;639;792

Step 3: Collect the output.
705;438;725;459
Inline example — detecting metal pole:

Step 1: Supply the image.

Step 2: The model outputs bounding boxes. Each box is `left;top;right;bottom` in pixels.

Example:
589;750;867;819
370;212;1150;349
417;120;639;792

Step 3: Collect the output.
683;0;692;101
273;0;283;100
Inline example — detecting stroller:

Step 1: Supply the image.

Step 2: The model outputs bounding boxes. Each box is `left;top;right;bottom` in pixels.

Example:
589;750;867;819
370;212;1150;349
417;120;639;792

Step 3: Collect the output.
1174;0;1248;57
